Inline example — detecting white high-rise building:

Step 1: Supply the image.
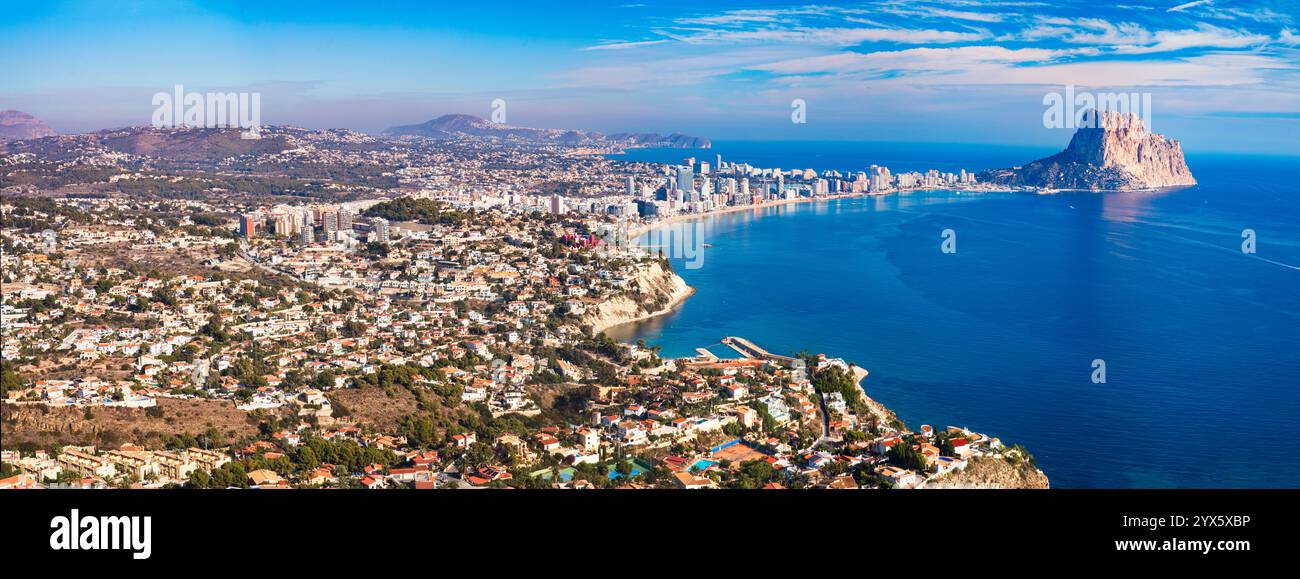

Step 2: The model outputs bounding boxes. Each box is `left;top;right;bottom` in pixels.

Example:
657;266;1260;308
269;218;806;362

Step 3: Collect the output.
322;210;339;240
371;218;390;243
676;165;695;195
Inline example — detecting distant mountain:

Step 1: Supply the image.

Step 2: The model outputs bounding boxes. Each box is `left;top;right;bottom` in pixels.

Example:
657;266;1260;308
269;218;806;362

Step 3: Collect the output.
0;110;58;141
94;126;291;161
606;132;712;148
4;125;300;161
979;111;1195;191
383;114;710;148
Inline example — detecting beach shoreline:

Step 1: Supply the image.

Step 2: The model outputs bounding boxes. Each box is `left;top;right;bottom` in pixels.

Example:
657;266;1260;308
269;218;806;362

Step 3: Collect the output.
624;183;1019;240
593;197;835;337
626;191;869;240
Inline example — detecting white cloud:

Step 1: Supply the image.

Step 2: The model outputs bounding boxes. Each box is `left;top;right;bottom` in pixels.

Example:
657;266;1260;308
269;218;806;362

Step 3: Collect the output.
754;50;1290;89
926;9;1008;23
680;26;991;46
557;0;1300;121
1168;0;1213;13
1111;23;1271;54
1018;19;1269;54
964;53;1286;87
673;6;856;27
1020;18;1153;45
870;4;1009;23
755;46;1088;75
582;39;669;51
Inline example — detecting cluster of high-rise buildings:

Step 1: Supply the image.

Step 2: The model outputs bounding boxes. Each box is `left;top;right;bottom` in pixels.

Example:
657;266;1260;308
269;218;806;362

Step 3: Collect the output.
239;204;389;244
622;154;978;218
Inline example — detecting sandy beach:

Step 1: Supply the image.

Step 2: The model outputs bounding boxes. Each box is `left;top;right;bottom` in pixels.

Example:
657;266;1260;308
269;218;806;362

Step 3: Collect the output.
624;184;1015;241
626;192;871;240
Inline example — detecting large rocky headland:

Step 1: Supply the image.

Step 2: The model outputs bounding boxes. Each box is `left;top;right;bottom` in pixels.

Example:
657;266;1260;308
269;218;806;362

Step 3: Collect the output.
980;111;1195;191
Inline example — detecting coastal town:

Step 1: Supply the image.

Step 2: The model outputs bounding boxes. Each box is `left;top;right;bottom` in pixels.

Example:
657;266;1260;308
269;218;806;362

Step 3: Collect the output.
1;122;1047;490
10;2;1289;565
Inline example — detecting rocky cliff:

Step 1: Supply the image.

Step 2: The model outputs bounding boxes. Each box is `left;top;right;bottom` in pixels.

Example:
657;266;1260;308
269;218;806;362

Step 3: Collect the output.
980;111;1195;191
926;456;1051;489
583;260;694;334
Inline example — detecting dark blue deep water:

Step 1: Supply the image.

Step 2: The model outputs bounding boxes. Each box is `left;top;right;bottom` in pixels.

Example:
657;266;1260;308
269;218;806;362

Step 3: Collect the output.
608;142;1300;488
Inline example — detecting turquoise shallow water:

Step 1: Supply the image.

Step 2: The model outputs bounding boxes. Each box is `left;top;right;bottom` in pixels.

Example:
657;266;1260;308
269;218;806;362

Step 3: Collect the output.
608;143;1300;488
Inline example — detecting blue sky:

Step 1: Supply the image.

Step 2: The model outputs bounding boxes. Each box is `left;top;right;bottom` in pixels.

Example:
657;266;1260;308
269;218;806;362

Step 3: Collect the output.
2;0;1298;154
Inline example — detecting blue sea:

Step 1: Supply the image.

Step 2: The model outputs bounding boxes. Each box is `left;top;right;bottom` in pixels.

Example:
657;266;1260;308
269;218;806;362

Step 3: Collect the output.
606;141;1300;489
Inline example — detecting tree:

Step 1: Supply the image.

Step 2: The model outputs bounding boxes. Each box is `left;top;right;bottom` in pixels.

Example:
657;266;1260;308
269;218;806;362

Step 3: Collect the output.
462;442;496;470
731;460;775;489
811;365;860;406
209;462;248;488
187;469;213;489
0;363;23;397
401;415;437;448
887;441;928;472
297;447;320;470
311;369;338;391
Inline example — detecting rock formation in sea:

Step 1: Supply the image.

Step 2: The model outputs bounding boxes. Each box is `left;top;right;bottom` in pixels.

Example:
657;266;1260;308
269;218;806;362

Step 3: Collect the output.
979;110;1195;191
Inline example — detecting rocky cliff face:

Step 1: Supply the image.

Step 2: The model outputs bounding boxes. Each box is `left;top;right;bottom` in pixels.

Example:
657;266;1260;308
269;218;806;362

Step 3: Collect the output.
980;111;1195;191
926;456;1051;489
0;110;57;141
583;260;694;334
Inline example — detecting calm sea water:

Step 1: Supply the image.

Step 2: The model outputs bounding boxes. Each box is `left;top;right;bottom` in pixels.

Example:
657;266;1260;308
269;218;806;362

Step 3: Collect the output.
607;142;1300;488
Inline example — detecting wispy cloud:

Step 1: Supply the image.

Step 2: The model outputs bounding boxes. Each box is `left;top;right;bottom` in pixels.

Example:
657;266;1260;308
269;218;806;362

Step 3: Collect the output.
677;26;991;46
1019;19;1270;53
1168;0;1213;13
755;46;1089;75
582;39;669;51
755;48;1286;88
1112;23;1271;54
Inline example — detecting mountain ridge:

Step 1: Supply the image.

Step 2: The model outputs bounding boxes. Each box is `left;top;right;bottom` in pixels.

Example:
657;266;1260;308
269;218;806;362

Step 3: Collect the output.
0;110;58;142
383;114;710;149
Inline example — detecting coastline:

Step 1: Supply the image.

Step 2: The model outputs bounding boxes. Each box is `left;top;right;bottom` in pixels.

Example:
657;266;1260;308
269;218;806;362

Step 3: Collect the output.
626;191;868;239
593;195;848;336
590;284;696;335
614;197;907;426
851;364;898;429
624;184;1019;240
609;186;993;339
614;194;1049;487
585;260;696;335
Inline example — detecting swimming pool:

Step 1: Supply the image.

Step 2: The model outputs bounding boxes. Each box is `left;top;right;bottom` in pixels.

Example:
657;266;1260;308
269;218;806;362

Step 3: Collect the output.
689;459;718;473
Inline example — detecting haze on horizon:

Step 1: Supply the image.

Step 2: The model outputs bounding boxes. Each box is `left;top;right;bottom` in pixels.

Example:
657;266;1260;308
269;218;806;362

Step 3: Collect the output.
2;0;1298;155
